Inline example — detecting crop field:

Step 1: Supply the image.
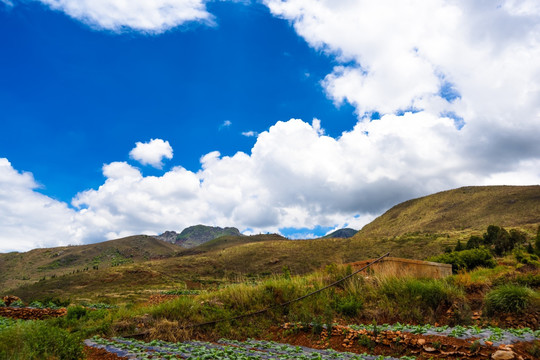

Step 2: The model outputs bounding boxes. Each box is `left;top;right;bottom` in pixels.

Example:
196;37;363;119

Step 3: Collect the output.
84;322;540;360
344;323;540;345
86;336;416;360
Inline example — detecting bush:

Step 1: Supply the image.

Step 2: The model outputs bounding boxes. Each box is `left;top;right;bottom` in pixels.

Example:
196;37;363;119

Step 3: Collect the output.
66;305;88;321
0;301;5;307
484;284;538;315
514;249;540;267
430;248;497;273
493;273;540;288
0;320;83;360
377;277;463;321
466;235;483;250
336;295;363;317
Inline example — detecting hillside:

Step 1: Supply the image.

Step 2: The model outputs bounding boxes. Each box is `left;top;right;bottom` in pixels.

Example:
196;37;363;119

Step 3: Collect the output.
154;225;243;247
357;185;540;240
0;235;180;292
5;185;540;303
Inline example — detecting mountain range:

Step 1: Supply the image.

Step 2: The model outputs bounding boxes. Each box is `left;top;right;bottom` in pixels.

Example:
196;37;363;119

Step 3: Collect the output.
1;185;539;302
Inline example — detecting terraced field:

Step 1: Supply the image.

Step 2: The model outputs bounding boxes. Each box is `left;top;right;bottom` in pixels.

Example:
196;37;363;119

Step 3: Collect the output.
86;336;415;360
85;323;540;360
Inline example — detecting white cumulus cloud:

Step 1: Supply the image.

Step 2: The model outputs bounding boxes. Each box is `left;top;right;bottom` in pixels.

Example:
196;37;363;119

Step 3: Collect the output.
129;139;173;169
2;1;540;252
0;158;84;252
36;0;213;33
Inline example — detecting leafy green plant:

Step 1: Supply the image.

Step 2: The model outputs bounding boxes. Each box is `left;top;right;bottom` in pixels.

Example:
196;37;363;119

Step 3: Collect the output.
9;300;24;308
484;284;538;315
28;301;43;309
430;248;496;273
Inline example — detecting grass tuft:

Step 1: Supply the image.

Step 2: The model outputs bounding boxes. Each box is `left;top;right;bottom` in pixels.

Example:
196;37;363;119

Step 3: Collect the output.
484;284;538;315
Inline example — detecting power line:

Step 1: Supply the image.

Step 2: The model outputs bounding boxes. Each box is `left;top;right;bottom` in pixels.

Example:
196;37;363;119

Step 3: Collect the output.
179;252;390;329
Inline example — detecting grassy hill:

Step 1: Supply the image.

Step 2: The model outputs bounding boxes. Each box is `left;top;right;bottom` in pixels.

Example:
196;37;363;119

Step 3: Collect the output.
357;185;540;240
6;234;452;303
4;185;540;303
0;235;180;292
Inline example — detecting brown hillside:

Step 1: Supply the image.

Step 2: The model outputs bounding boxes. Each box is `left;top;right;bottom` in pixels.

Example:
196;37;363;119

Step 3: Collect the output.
356;185;540;239
0;235;180;292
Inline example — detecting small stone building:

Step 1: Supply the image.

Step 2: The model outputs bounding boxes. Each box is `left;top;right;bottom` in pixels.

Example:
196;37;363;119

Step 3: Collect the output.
349;257;452;279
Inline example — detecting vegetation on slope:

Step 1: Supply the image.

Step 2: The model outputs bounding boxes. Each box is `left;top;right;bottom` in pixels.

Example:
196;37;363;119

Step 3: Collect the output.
0;235;181;292
357;185;540;239
5;185;540;304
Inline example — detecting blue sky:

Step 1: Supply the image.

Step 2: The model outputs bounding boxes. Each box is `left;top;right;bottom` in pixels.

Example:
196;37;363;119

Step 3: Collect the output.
1;1;356;202
1;0;539;252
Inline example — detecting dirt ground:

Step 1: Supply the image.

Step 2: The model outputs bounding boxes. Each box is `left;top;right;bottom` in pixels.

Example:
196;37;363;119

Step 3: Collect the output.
269;324;538;360
84;346;128;360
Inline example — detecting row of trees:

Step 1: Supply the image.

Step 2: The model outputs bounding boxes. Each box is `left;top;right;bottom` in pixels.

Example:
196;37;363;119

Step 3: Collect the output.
454;225;539;256
434;225;540;273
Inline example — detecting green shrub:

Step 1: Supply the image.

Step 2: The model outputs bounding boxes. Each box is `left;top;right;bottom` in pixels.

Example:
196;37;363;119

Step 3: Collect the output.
66;305;88;321
513;273;540;287
377;277;463;321
514;250;540;267
484;284;538;315
430;248;496;273
336;295;363;317
0;301;5;307
0;320;83;360
466;235;483;250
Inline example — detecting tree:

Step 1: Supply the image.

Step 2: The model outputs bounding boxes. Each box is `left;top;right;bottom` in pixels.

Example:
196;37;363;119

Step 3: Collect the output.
454;239;464;252
509;229;527;246
483;225;513;256
466;235;483;249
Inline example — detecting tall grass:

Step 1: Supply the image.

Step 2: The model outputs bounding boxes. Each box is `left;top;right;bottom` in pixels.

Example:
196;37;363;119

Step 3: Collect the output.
141;265;466;339
484;284;539;315
0;319;83;360
372;275;464;322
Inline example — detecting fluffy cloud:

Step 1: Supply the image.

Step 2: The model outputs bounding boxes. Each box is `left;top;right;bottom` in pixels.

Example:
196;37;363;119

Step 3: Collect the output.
2;1;540;251
36;0;212;33
71;114;537;243
264;0;540;175
129;139;173;169
0;158;83;252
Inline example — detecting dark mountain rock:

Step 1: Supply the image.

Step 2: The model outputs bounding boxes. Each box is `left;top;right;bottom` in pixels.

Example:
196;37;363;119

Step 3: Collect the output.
156;225;243;248
323;228;358;239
